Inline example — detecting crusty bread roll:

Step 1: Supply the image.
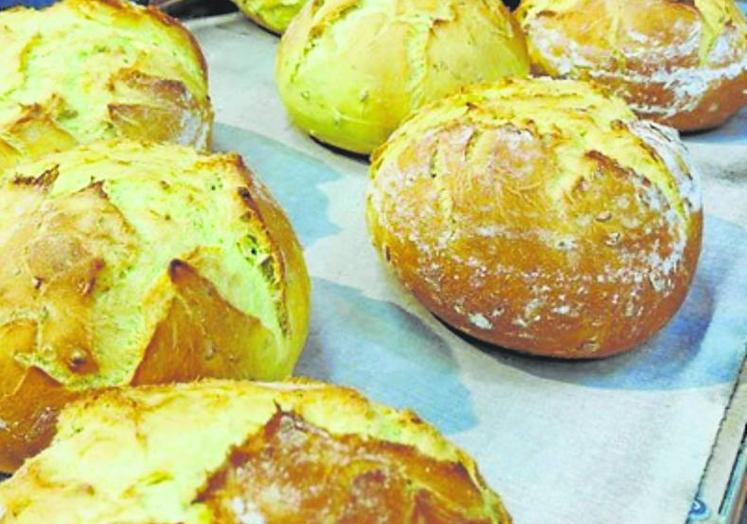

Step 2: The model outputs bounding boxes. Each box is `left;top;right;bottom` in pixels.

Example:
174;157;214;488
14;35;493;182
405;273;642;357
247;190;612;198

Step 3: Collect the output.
367;77;702;359
0;379;510;523
0;140;310;472
0;0;213;171
517;0;747;131
231;0;308;34
275;0;529;155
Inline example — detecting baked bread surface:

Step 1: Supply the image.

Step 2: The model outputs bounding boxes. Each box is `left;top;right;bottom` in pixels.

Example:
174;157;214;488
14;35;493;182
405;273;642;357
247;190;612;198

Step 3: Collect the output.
0;379;510;523
231;0;309;34
0;140;310;471
367;77;702;358
0;0;213;170
517;0;747;131
275;0;529;154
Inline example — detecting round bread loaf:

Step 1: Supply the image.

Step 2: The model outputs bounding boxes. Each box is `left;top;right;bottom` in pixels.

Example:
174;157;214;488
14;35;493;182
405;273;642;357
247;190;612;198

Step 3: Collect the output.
231;0;308;34
0;379;511;523
517;0;747;131
275;0;529;155
0;0;212;171
0;140;310;471
367;78;702;359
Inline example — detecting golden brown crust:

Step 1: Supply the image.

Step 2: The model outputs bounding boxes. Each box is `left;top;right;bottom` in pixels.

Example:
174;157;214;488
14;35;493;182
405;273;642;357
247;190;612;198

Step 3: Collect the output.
0;380;510;523
0;105;78;173
130;260;278;385
0;142;310;472
0;179;134;470
367;78;702;358
107;69;212;147
199;409;498;523
0;369;74;472
517;0;747;131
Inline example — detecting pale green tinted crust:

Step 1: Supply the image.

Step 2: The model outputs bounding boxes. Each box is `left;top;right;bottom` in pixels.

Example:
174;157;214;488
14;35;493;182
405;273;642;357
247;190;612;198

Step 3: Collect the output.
232;0;309;34
0;0;212;167
0;140;310;389
275;0;530;154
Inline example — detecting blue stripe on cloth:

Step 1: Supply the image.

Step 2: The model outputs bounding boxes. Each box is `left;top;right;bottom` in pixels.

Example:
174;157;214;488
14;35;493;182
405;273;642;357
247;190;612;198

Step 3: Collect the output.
0;0;56;8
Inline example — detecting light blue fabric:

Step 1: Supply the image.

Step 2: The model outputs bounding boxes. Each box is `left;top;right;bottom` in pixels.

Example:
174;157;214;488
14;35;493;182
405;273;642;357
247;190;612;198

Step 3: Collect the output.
216;122;747;399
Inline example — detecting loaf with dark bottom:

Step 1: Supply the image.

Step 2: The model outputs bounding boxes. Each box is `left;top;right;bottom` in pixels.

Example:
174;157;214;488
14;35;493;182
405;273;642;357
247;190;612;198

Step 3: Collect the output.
367;77;702;358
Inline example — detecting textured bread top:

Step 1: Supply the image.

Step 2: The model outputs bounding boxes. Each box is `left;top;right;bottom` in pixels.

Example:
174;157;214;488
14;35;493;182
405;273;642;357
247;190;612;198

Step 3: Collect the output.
367;77;702;356
517;0;747;123
0;380;510;523
275;0;529;153
231;0;308;34
0;0;212;169
372;77;700;227
0;140;309;391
